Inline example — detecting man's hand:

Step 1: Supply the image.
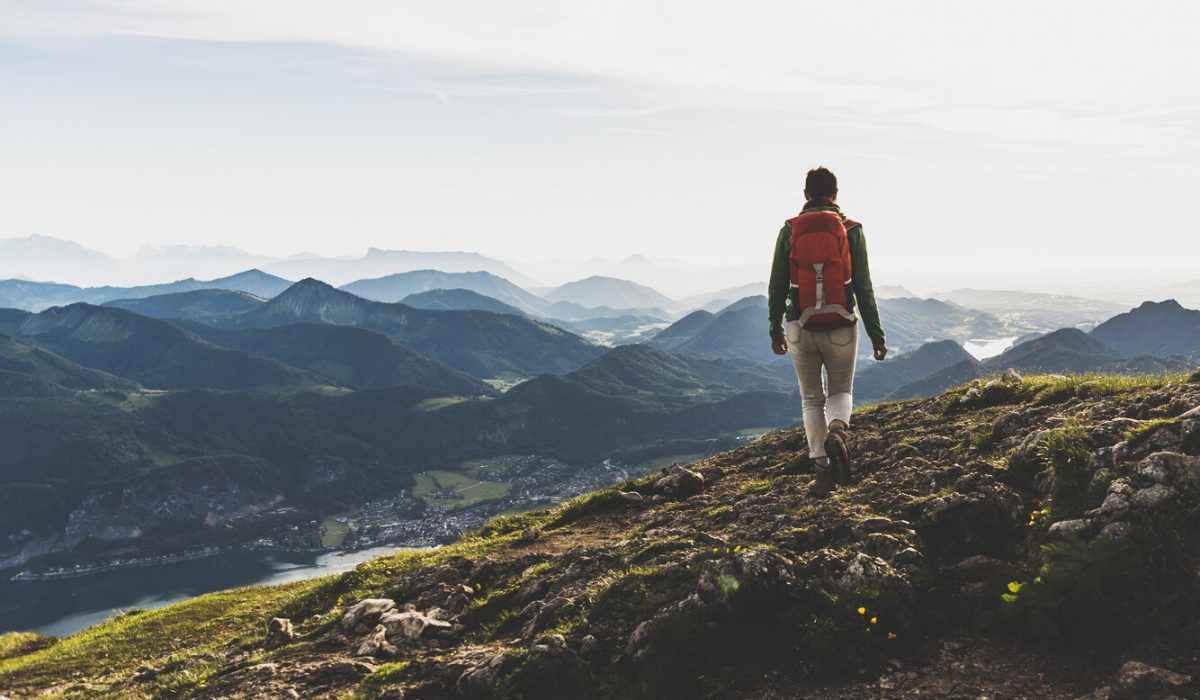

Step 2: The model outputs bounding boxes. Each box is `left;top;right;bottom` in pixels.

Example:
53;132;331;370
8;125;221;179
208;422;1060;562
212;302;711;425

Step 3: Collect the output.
771;336;788;355
873;342;888;361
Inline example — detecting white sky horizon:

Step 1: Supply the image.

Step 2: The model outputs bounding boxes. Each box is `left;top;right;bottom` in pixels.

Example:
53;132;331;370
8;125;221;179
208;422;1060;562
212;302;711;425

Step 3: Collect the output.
2;2;1198;295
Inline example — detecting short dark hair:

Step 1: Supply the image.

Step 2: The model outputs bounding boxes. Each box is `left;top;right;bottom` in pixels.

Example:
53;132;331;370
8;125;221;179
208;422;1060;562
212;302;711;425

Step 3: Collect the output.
805;166;838;200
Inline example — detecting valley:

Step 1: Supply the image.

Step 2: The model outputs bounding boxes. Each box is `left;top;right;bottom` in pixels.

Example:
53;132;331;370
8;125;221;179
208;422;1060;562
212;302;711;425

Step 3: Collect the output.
1;249;1198;648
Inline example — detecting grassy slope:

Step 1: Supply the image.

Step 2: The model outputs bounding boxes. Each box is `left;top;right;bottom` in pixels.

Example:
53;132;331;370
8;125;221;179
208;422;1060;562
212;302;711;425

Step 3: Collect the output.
2;370;1197;699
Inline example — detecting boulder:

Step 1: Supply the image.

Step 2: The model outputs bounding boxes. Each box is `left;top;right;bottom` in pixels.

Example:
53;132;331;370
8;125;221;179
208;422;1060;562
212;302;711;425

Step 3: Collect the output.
1112;660;1192;698
354;624;398;658
264;617;295;649
456;652;510;698
379;610;452;640
654;465;704;498
341;598;396;635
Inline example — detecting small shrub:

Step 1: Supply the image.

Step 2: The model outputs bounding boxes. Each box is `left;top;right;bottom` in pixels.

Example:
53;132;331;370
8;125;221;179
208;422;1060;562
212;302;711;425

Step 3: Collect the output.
1000;535;1140;640
1037;422;1091;518
966;423;1001;453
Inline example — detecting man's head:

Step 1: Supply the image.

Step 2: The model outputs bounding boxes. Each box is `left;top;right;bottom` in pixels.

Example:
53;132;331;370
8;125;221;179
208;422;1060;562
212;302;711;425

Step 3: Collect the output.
804;166;838;203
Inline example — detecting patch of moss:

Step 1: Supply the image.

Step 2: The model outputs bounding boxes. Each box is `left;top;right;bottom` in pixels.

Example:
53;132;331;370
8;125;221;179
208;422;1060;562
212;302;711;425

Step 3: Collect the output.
628;535;693;565
740;478;772;495
703;504;733;517
350;661;412;700
1124;417;1181;445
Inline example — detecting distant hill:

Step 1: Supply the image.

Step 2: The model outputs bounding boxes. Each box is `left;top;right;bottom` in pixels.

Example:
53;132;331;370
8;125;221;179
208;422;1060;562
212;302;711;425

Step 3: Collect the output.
0;333;138;395
105;289;267;324
265;250;539;288
400;288;526;315
681;283;767;312
542;276;680;314
13;304;327;392
888;328;1193;399
649;296;779;365
876;297;1006;356
1091;300;1200;360
854;340;976;402
188;323;494;395
341;270;544;314
0;269;292;312
0;235;122;287
936;288;1125;334
889;358;988;401
232;279;603;378
566;344;794;406
653;294;1006;362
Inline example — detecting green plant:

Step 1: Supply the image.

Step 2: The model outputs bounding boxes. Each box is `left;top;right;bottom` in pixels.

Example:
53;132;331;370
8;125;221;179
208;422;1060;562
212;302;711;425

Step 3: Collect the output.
966;423;1001;453
351;662;411;700
1037;422;1091;518
741;479;772;495
1000;535;1140;640
1124;418;1180;445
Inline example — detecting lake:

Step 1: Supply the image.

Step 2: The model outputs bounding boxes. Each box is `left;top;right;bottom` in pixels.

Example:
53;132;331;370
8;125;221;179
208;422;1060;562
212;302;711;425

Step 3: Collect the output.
0;546;401;637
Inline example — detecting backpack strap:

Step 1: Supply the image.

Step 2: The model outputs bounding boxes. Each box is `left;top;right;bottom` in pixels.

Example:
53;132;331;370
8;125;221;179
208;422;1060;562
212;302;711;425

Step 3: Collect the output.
842;218;862;232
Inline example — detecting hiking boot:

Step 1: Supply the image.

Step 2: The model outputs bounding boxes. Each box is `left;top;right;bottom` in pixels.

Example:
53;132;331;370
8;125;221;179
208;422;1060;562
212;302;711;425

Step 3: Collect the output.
807;461;835;497
824;420;853;486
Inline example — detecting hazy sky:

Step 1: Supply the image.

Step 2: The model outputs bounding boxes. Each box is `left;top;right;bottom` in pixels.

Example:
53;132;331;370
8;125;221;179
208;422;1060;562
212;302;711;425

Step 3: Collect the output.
2;1;1199;292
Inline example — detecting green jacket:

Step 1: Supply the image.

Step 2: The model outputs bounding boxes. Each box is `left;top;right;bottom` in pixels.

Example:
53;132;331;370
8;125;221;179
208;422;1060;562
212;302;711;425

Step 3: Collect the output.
767;202;885;346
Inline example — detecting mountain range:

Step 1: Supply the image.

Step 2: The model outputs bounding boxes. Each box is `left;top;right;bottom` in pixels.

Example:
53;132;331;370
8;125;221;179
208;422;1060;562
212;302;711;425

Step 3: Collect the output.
0;270;291;312
227;279;603;378
1091;299;1200;360
888;327;1193;400
7;304;328;392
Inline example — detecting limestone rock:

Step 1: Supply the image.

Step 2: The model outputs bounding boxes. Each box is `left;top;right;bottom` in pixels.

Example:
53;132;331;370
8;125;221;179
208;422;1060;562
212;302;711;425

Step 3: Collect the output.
354;624;397;658
1112;660;1192;697
654;465;704;498
264;617;295;649
341;598;396;635
379;610;452;640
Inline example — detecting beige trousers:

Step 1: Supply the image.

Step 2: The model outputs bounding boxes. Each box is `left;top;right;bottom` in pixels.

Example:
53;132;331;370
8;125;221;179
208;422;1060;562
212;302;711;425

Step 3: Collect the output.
785;320;858;459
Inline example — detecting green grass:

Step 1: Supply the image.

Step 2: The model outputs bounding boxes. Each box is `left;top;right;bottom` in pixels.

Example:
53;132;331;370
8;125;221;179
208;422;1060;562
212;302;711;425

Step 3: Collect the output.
741;478;773;495
1037;421;1093;518
414;396;468;412
0;632;56;661
941;372;1187;414
412;469;512;510
1124;417;1181;445
320;509;358;548
0;579;322;698
350;661;412;700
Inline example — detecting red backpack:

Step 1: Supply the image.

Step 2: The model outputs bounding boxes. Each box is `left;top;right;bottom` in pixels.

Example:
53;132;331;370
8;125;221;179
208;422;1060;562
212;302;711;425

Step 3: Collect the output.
788;210;858;331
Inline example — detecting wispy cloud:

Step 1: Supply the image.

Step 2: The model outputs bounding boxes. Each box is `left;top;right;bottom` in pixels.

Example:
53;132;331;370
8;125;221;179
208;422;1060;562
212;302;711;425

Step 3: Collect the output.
4;0;1196;156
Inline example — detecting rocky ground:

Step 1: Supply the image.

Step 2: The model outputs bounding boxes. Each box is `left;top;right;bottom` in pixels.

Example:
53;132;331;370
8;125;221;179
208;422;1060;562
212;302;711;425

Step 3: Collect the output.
4;372;1200;699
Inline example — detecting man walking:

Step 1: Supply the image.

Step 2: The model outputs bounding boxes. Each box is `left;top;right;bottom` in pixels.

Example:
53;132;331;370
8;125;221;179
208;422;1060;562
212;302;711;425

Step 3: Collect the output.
768;167;887;497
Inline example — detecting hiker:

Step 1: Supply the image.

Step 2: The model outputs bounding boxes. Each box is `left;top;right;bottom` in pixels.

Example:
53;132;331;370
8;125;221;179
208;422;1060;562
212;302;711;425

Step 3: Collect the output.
768;166;887;497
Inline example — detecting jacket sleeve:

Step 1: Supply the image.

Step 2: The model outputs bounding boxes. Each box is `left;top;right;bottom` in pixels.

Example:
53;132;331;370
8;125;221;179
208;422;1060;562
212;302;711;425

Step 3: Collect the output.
767;223;791;339
848;225;886;346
